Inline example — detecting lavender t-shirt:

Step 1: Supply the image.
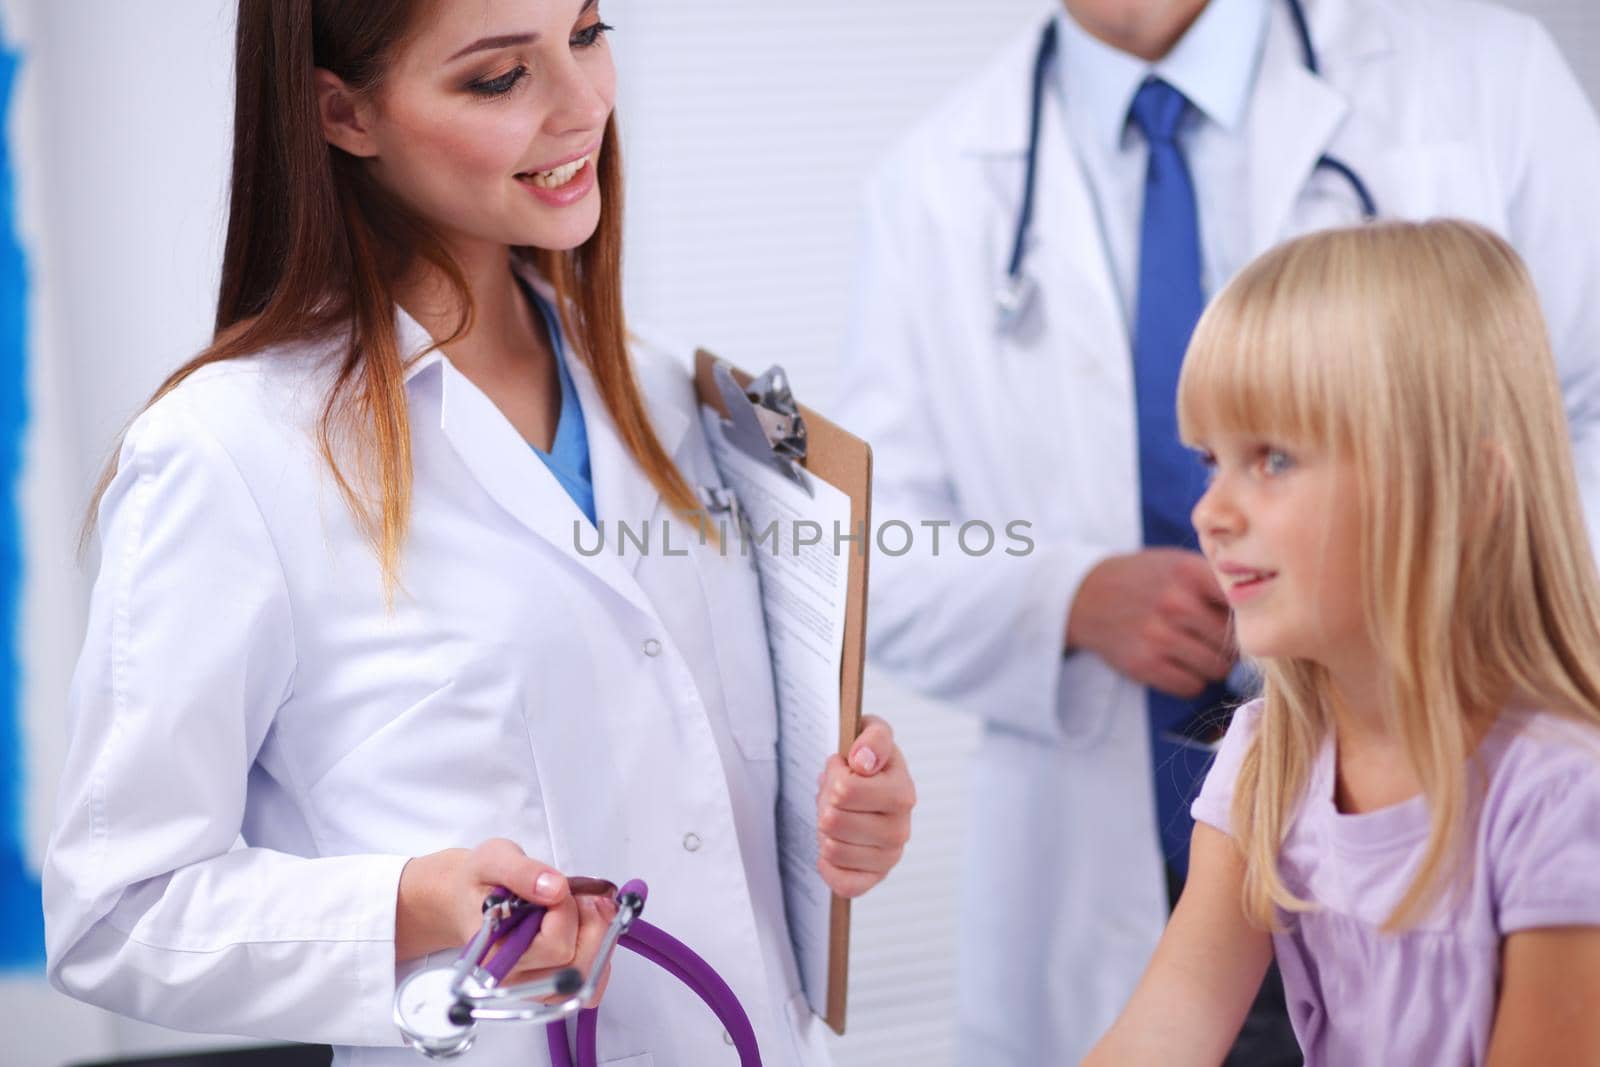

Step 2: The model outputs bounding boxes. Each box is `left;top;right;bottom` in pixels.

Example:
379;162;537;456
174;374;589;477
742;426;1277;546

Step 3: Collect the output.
1192;699;1600;1066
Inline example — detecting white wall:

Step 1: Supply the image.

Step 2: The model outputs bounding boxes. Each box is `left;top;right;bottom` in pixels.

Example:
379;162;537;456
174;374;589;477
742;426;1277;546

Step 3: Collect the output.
4;3;1597;1066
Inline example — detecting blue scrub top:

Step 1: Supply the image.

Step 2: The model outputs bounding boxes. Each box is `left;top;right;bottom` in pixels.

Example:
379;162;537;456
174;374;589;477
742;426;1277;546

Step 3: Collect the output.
522;283;597;526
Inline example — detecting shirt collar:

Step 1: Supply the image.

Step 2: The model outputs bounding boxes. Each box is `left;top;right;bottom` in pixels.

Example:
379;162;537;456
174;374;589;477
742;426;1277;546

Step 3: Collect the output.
1056;0;1271;152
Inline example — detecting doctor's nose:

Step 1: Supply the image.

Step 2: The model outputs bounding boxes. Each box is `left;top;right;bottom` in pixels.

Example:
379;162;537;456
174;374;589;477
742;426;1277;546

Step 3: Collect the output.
541;45;613;138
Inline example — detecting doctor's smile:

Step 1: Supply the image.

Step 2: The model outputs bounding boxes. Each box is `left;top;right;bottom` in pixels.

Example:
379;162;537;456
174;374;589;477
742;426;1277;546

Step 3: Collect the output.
27;0;1600;1063
514;139;601;205
42;1;917;1064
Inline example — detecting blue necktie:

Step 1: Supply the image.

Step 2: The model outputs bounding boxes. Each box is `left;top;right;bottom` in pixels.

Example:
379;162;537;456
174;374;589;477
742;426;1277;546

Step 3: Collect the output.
1129;77;1228;880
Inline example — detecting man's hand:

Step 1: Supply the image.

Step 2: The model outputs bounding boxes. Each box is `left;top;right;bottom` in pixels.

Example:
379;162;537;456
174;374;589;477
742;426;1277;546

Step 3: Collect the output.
1066;548;1235;698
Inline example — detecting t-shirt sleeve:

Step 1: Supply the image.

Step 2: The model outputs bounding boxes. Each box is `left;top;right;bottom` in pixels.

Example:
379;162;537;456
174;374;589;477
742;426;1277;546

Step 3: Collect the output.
1189;698;1265;838
1493;749;1600;933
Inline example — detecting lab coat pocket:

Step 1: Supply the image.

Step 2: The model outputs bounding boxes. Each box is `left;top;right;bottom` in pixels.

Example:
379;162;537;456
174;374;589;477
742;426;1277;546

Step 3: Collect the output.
600;1055;653;1067
1056;647;1120;749
302;653;551;854
1305;139;1504;233
785;989;833;1062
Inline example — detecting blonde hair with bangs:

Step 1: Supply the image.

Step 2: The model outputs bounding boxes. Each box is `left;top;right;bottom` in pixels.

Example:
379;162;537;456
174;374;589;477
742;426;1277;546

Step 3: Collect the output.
1178;219;1600;932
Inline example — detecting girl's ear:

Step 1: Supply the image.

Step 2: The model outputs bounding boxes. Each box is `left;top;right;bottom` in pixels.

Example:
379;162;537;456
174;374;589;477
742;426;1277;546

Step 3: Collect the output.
314;69;380;159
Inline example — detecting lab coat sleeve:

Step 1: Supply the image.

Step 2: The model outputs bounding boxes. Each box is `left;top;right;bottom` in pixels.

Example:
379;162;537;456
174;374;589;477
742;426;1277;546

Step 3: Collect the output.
1499;19;1600;556
42;396;411;1046
837;168;1108;744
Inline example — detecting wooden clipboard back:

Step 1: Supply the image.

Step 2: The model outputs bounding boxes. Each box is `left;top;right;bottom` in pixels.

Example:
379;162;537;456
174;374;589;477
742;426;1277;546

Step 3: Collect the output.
693;349;872;1035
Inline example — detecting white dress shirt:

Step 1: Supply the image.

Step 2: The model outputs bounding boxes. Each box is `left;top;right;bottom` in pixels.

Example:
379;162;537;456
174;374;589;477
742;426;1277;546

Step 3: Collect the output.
1055;0;1275;330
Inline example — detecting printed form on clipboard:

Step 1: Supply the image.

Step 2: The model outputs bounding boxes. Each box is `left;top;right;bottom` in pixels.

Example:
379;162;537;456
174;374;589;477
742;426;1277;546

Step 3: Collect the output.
692;351;872;1036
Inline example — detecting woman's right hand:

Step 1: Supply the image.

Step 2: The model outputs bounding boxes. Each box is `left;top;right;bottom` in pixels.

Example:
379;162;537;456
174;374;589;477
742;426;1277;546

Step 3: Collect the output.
396;837;618;1005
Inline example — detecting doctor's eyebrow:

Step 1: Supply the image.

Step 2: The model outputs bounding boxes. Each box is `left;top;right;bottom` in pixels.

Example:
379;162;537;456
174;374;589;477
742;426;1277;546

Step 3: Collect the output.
447;33;538;62
445;1;599;62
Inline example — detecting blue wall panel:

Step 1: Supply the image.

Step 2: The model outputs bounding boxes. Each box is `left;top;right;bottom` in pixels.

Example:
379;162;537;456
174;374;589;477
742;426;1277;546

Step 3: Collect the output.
0;20;42;971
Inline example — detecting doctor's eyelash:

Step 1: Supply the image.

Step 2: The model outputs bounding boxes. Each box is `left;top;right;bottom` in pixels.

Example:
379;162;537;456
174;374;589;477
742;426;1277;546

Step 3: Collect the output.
468;65;529;97
465;22;611;97
573;22;614;49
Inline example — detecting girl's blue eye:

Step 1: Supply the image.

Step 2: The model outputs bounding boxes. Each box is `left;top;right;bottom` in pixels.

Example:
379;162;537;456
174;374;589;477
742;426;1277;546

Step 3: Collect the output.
1262;448;1295;476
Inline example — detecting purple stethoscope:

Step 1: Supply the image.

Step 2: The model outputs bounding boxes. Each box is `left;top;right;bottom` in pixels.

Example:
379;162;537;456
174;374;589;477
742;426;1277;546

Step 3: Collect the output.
393;877;761;1066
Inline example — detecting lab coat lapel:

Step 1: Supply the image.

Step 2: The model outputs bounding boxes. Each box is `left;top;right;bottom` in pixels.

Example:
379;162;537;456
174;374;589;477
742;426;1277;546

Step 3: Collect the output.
1242;0;1394;256
1244;64;1346;255
563;349;691;577
396;301;668;619
1030;75;1134;396
503;263;694;577
1029;103;1142;541
964;19;1133;388
965;25;1139;533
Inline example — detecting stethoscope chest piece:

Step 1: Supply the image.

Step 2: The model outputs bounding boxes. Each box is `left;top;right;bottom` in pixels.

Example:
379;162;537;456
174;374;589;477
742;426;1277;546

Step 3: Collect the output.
393;878;763;1066
995;272;1041;335
395;967;478;1060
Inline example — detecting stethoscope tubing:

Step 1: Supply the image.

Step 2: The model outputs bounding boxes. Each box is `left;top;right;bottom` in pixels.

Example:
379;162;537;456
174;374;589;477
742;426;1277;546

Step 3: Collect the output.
1003;0;1379;320
545;918;762;1067
451;880;763;1067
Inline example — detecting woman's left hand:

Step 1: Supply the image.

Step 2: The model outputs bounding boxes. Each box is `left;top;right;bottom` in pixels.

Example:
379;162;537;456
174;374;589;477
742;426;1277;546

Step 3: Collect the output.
815;714;915;898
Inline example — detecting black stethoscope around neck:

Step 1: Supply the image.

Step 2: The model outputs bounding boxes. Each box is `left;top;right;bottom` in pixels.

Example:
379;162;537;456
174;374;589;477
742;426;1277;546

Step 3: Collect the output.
997;0;1380;332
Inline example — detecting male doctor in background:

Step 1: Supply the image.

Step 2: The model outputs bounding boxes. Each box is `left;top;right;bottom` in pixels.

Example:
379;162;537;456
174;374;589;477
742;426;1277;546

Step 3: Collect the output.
837;0;1600;1063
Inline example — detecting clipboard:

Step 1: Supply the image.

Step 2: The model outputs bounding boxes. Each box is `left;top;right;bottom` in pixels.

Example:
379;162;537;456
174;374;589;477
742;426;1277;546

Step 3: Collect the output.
693;349;872;1035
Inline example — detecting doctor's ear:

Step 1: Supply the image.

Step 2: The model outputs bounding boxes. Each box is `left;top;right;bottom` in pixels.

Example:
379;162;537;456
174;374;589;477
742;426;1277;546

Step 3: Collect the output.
314;68;380;159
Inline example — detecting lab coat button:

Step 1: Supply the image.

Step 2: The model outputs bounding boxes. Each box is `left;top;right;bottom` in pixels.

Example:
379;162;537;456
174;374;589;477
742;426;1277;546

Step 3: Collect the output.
723;1029;735;1046
682;832;702;852
643;638;663;657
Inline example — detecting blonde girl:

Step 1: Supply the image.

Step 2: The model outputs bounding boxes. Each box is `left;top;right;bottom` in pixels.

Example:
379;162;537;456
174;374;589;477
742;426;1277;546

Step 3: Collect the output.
1084;220;1600;1066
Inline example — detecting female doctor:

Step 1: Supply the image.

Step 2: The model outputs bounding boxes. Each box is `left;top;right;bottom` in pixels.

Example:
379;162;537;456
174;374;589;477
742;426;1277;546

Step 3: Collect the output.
42;2;914;1065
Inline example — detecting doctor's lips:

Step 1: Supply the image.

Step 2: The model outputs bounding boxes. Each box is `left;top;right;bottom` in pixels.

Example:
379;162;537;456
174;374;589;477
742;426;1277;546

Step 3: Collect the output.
1216;561;1277;604
515;140;601;196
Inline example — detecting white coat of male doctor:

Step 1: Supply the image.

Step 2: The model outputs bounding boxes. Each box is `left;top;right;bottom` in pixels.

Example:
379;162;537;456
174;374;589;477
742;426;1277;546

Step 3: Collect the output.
837;0;1600;1063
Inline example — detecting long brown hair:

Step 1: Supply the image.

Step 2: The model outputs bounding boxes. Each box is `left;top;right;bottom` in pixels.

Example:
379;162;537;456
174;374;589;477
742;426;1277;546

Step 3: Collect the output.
1178;221;1600;932
81;0;701;598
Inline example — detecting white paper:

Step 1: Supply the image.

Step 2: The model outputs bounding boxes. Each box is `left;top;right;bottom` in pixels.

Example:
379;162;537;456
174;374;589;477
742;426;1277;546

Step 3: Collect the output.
701;406;854;1020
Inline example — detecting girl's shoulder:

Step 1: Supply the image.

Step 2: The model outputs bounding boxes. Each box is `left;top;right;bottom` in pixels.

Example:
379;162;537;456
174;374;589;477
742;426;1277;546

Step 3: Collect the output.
1488;707;1600;790
1481;708;1600;933
1188;698;1268;836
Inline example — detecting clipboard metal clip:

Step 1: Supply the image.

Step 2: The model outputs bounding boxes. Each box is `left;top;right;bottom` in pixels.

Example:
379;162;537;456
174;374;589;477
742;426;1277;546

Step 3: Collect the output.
713;359;813;498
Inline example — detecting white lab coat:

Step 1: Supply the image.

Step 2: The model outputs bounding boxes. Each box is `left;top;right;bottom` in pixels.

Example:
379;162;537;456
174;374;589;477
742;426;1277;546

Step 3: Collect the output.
837;1;1600;1063
43;263;834;1067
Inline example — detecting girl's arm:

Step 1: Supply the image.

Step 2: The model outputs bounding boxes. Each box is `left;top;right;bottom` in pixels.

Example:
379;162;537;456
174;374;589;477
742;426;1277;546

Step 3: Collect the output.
1080;822;1273;1067
1485;927;1600;1065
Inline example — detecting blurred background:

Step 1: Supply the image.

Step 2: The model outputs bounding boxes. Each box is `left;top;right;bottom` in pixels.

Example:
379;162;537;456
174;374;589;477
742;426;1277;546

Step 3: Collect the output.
0;2;1595;1065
